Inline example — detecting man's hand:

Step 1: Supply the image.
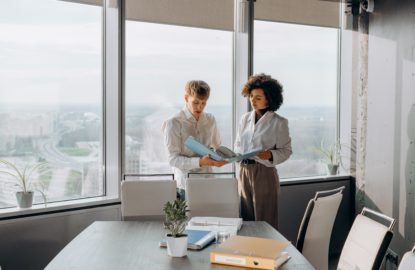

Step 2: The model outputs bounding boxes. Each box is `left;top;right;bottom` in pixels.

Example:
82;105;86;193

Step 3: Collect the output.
199;155;228;167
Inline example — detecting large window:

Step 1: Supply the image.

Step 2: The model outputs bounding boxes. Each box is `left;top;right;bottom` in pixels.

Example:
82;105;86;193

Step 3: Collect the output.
0;0;104;208
124;0;234;176
0;0;342;212
254;20;339;178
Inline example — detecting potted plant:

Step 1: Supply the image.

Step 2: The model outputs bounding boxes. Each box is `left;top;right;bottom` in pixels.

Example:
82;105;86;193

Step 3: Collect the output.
163;198;189;257
0;159;48;208
314;140;343;175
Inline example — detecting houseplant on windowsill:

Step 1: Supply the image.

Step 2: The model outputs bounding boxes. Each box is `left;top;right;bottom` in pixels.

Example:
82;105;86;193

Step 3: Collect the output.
314;140;344;175
0;159;48;208
163;198;189;257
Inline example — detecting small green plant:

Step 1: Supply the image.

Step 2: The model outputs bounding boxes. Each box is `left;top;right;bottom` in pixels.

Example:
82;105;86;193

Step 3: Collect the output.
163;199;189;237
314;140;342;167
0;159;48;193
313;139;354;175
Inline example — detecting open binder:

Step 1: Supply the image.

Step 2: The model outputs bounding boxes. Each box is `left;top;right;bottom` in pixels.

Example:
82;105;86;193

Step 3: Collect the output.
184;136;260;163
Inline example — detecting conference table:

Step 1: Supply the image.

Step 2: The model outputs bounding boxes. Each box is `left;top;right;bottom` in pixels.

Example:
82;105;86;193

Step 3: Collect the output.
45;221;315;270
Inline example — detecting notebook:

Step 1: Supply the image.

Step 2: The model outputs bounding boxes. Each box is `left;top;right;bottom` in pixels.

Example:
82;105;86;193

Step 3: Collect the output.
159;229;216;250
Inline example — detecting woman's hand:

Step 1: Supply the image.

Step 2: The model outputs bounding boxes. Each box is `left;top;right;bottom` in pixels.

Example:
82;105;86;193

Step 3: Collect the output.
257;150;272;160
199;155;228;167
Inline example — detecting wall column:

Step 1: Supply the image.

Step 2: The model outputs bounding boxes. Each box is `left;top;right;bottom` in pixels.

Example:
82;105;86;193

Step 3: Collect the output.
351;8;370;211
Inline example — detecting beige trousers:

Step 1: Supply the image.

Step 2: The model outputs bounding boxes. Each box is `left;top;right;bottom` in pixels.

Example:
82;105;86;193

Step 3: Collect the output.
239;163;280;229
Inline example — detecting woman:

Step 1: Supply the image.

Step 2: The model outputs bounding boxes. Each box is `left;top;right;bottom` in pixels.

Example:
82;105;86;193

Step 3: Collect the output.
234;73;292;229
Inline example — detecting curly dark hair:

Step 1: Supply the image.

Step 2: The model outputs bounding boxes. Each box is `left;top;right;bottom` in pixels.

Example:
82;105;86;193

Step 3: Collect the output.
241;73;283;111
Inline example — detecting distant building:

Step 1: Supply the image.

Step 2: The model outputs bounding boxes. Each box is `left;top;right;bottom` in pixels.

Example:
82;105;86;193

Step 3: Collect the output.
0;112;53;153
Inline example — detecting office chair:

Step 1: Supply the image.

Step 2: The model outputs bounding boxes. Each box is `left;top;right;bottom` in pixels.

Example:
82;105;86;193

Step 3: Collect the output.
398;245;415;270
186;177;239;218
121;179;176;220
337;207;396;270
296;186;345;270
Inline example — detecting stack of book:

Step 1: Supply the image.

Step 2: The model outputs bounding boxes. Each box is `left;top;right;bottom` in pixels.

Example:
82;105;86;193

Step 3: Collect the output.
188;216;243;229
210;235;290;269
186;216;243;236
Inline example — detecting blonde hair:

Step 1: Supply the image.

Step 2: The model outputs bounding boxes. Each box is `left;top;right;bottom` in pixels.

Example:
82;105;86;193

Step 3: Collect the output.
185;80;210;99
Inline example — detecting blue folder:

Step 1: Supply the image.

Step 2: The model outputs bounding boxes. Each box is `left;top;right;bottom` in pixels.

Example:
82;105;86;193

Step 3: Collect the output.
159;229;216;250
184;136;260;163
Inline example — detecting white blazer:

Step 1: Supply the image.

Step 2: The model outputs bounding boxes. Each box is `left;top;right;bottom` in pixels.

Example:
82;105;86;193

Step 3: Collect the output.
234;110;292;167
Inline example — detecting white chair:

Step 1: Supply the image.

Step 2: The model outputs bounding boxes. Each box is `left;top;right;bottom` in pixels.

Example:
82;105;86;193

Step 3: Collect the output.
398;245;415;270
337;207;396;270
121;179;176;220
296;186;345;270
186;177;239;218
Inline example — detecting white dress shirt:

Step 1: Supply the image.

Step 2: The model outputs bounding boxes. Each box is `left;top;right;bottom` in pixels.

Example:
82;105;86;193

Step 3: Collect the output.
234;110;292;167
161;106;221;189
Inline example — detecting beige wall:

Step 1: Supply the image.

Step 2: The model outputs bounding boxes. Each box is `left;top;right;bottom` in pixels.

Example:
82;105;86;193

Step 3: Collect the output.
360;0;415;264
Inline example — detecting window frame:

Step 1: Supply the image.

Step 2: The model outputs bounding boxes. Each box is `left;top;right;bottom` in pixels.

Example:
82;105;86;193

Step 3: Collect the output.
248;1;344;179
0;0;348;218
0;0;111;211
121;0;237;179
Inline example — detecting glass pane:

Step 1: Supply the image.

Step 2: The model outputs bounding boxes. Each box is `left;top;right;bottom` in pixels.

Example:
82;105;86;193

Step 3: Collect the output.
254;20;339;178
0;0;104;208
125;18;233;176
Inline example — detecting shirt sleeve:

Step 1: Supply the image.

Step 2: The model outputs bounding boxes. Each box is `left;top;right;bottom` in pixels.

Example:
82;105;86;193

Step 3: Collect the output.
269;118;292;165
210;117;222;149
161;119;200;171
234;114;246;154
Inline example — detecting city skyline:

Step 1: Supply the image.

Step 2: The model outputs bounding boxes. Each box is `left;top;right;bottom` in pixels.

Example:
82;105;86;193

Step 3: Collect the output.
0;0;338;208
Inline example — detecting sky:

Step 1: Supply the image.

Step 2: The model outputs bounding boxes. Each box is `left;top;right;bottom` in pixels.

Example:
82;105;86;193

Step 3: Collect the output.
0;0;338;107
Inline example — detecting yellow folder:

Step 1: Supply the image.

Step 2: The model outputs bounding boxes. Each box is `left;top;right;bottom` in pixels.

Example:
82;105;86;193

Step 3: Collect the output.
210;235;289;269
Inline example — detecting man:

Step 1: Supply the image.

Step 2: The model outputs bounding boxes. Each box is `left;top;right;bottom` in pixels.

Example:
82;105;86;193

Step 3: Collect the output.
162;80;227;199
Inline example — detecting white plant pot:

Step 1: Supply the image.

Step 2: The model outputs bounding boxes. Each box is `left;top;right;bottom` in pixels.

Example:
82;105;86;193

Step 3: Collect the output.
327;164;339;175
16;191;34;208
166;235;188;257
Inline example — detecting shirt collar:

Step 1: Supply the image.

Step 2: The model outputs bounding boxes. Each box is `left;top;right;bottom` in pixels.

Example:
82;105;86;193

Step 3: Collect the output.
249;110;274;124
182;105;205;122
